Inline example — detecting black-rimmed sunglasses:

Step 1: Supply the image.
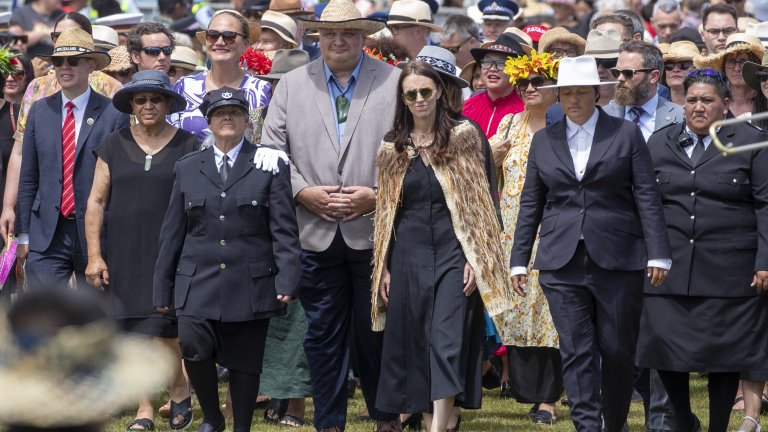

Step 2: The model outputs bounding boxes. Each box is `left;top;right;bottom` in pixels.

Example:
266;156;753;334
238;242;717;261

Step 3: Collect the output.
142;46;174;57
595;58;617;69
664;61;693;71
51;56;83;67
610;68;653;79
516;76;547;91
205;30;245;44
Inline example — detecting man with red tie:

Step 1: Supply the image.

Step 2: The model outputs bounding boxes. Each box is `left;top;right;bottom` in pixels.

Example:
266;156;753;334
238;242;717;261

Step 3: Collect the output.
17;28;129;290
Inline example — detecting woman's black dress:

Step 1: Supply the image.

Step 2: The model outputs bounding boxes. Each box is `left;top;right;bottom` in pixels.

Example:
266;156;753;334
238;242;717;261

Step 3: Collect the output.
376;156;484;414
96;128;198;337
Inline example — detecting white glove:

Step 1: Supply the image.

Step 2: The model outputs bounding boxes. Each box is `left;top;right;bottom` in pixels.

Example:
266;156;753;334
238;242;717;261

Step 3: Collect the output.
254;147;290;175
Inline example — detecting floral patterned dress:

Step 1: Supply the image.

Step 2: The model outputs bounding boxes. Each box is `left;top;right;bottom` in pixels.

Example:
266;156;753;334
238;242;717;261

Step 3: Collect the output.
491;112;559;348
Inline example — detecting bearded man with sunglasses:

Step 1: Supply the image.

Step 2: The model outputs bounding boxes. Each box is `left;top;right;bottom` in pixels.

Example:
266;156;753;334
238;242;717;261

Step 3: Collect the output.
17;28;129;290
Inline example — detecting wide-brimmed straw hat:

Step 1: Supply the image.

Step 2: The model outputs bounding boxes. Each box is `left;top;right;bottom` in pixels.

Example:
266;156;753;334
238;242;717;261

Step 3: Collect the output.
539;55;618;88
663;40;699;62
583;29;621;59
172;45;205;72
92;25;118;51
0;290;176;428
538;26;586;56
743;51;768;91
470;32;525;62
694;33;765;72
387;0;443;33
196;10;261;45
261;10;299;47
269;0;313;17
255;48;309;79
298;0;386;36
40;28;111;70
397;45;469;88
112;70;188;114
103;45;133;73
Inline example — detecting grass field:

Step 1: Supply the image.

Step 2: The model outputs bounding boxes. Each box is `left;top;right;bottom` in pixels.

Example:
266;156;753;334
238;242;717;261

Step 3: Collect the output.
107;376;753;431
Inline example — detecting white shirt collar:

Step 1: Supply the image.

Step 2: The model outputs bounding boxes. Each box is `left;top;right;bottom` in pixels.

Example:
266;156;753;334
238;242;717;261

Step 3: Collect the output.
566;107;600;139
61;87;92;111
213;139;244;167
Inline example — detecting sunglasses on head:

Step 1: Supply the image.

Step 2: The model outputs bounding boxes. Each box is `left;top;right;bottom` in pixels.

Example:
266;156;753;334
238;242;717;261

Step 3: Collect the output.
50;31;61;43
142;46;174;57
664;61;693;71
205;30;244;44
595;58;617;69
685;68;728;84
6;70;24;81
516;76;547;91
756;70;768;83
51;56;84;67
132;95;167;105
610;67;653;79
403;88;434;102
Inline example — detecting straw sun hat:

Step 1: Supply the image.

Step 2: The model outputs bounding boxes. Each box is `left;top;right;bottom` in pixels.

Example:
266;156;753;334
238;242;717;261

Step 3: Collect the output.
663;40;700;62
103;45;133;73
297;0;386;36
538;27;586;56
40;27;111;70
694;33;765;72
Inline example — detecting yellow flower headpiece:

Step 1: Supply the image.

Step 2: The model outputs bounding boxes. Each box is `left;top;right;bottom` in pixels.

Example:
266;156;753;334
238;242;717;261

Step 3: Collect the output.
503;50;559;85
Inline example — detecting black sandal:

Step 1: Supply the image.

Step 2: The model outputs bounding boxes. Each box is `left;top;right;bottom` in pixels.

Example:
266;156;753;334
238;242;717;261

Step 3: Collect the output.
263;398;288;423
279;414;306;428
169;397;193;430
127;418;155;431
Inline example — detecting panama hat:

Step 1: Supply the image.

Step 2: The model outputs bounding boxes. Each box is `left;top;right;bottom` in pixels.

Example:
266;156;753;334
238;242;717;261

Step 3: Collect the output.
503;26;534;53
261;10;299;47
583;29;621;59
694;33;765;72
470;33;525;62
40;28;111;70
255;48;310;79
197;10;261;45
0;289;176;428
298;0;386;36
742;51;768;91
112;70;188;114
172;45;205;72
103;45;133;73
93;13;144;34
746;21;768;48
539;55;618;88
459;60;477;84
269;0;313;17
397;45;469;88
92;25;118;51
663;40;699;62
538;26;586;56
387;0;443;33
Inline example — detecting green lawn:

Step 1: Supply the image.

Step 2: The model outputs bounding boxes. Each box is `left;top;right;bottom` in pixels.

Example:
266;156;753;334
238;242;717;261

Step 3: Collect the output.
108;376;751;431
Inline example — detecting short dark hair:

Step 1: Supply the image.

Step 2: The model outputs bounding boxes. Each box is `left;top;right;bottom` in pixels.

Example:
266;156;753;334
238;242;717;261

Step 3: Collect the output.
702;3;738;29
590;14;633;41
126;22;176;56
615;10;645;37
683;69;731;100
53;12;92;35
619;39;663;72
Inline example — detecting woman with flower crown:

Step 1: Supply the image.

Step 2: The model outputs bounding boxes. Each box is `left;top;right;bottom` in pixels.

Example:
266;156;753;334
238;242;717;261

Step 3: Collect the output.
489;50;564;426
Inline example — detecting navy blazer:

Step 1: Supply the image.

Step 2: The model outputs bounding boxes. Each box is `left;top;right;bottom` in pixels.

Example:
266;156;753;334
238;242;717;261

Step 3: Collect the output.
511;108;671;272
18;89;130;254
153;142;302;322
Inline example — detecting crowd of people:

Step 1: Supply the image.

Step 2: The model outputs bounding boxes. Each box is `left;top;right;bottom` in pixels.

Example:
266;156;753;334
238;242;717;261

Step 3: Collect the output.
0;0;768;431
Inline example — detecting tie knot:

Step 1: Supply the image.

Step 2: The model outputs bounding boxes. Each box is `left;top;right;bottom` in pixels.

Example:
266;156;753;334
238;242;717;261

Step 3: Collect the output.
222;154;229;163
65;101;75;111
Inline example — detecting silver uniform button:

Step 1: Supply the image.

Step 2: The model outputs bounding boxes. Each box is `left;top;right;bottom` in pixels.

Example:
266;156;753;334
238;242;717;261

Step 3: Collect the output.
690;170;695;175
252;200;258;205
219;215;225;221
220;192;226;198
689;239;694;244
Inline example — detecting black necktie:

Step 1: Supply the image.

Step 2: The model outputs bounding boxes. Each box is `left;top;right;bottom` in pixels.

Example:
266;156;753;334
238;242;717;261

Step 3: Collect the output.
220;154;230;182
690;135;706;165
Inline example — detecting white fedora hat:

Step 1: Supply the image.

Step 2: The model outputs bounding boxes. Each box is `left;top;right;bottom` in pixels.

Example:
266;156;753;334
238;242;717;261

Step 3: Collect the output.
261;10;299;47
540;55;617;88
92;25;118;51
387;0;443;32
584;29;621;59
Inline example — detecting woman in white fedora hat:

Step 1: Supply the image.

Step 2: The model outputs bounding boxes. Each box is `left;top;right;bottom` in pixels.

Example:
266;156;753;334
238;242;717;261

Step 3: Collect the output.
254;10;298;52
695;33;766;117
510;55;670;432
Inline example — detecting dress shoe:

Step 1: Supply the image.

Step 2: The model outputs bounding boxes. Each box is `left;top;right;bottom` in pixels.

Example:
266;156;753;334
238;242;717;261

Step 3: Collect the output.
197;419;225;432
500;381;513;399
375;419;403;432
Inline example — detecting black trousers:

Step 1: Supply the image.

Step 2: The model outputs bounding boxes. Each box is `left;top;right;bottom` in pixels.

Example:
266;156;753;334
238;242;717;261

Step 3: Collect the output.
299;230;397;429
539;242;643;432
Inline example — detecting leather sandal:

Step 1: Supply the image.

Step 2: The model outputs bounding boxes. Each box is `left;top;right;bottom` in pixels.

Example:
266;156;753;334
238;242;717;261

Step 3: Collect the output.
127;418;155;431
169;397;193;430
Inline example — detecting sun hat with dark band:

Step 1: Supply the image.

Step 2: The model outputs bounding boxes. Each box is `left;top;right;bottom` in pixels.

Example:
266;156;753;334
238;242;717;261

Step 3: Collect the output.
41;27;111;70
470;32;525;62
694;33;765;72
298;0;386;36
200;86;250;122
397;45;469;88
386;0;443;33
255;48;310;80
261;10;299;47
112;70;188;114
743;51;768;92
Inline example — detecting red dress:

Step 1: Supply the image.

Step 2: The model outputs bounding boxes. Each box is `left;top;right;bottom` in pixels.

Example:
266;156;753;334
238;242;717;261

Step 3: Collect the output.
462;90;524;139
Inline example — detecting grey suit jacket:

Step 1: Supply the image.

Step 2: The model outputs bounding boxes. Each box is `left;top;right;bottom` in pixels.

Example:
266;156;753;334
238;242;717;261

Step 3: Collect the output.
603;96;684;134
262;53;401;252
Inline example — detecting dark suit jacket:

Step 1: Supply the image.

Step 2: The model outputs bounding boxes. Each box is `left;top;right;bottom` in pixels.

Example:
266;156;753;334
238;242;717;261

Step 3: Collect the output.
511;108;671;272
153;142;302;322
647;122;768;297
18;89;129;254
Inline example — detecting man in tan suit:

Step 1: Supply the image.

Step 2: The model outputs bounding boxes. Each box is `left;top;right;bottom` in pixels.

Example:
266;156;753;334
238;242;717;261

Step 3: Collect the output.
261;0;401;431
